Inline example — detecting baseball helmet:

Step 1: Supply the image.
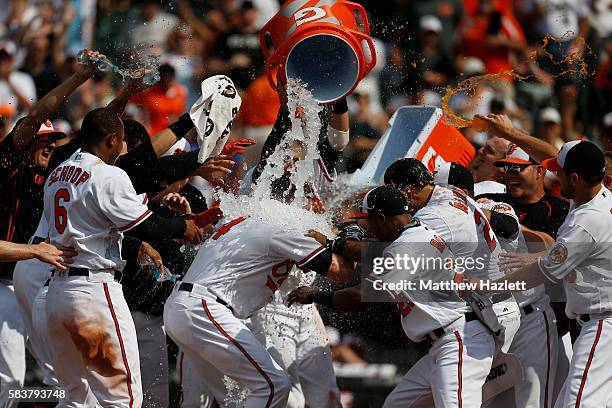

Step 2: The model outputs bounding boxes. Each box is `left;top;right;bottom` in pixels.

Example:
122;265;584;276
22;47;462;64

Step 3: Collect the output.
384;158;434;189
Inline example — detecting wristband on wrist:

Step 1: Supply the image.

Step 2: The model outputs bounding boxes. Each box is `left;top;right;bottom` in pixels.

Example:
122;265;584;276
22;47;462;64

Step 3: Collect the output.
309;290;335;308
168;113;195;138
327;236;348;254
331;99;348;114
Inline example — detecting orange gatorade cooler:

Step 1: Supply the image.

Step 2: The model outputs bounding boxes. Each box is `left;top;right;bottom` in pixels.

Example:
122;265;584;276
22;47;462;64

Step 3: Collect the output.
350;106;476;186
260;0;377;103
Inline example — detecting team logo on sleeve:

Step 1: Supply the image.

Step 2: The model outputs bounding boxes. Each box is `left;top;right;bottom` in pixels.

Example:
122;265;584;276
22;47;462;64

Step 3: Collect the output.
547;242;568;264
492;203;513;214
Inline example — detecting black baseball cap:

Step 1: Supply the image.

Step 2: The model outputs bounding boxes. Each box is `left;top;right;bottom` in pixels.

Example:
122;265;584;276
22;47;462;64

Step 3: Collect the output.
384;158;434;189
351;186;411;219
542;140;605;178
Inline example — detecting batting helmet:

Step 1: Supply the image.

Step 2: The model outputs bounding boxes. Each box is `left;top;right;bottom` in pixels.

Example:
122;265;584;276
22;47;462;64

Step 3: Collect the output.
384;158;434;189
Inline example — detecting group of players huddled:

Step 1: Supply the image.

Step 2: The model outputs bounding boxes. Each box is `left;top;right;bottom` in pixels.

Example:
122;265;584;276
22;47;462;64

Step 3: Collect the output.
1;49;612;408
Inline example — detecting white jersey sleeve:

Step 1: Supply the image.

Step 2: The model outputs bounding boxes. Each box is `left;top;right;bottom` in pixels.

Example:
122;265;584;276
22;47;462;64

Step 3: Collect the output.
95;169;152;232
538;225;596;281
268;230;326;268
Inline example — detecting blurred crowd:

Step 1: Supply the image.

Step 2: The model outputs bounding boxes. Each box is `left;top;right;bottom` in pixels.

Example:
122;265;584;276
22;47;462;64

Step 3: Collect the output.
0;0;611;173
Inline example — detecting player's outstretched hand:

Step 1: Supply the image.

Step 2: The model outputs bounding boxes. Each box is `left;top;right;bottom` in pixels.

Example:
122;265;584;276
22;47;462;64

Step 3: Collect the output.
221;139;256;155
75;49;102;79
474;114;513;136
33;242;77;270
163;193;192;215
188;206;224;228
183;220;204;245
499;252;540;272
306;229;328;246
193;155;234;186
138;241;163;271
287;286;314;306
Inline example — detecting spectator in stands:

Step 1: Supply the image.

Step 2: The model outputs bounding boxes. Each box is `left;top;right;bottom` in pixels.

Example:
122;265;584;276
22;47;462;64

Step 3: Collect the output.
594;38;612;116
461;0;527;80
527;0;590;139
166;23;203;102
538;107;564;149
20;34;61;98
207;1;263;89
131;63;187;134
0;41;36;117
604;112;612;151
126;0;179;54
407;15;453;105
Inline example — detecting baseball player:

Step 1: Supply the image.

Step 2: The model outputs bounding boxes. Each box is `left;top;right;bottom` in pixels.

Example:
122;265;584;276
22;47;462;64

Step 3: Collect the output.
289;186;497;407
250;272;341;408
481;140;611;407
384;158;521;353
12;215;61;389
435;159;560;407
163;202;355;407
42;108;203;407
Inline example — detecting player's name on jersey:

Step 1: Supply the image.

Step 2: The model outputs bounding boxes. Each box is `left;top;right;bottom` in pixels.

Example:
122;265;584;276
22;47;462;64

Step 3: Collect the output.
371;279;527;292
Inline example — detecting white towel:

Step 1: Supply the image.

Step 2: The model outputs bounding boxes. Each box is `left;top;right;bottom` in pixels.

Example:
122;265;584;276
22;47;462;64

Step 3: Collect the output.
190;75;242;163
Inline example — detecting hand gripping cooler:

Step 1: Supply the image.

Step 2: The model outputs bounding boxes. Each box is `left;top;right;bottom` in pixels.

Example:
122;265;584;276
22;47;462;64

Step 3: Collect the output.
260;0;377;103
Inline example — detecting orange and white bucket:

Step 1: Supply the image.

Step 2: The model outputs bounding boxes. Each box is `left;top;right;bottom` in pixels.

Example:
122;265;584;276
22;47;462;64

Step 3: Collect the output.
260;0;377;104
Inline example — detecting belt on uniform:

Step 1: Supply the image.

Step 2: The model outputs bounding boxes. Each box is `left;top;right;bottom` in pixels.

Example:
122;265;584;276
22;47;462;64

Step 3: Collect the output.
53;267;123;282
178;282;235;315
31;236;45;244
427;311;479;342
491;293;512;303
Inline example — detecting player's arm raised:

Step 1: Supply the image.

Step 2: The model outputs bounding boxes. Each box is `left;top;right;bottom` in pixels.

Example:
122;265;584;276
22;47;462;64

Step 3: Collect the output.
11;50;98;151
474;113;558;163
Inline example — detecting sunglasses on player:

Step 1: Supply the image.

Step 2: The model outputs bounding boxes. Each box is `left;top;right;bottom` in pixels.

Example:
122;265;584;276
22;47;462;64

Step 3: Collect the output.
503;164;533;174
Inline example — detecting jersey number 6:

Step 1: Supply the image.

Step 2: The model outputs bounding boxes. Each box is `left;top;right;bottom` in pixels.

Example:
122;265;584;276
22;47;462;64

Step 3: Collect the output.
54;188;70;234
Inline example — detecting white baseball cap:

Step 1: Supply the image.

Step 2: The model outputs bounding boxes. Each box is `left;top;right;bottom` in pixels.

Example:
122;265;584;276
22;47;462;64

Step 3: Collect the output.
462;57;485;76
36;119;66;140
420;15;442;33
494;144;537;166
540;107;561;125
0;41;16;57
542;140;605;177
603;111;612;128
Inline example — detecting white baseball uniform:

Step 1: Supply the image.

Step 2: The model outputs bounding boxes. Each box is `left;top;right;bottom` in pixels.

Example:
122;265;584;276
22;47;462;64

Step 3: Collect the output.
249;273;340;408
0;279;26;408
480;200;559;408
12;215;59;388
164;215;327;408
537;186;612;408
43;149;151;407
369;222;495;408
414;185;520;353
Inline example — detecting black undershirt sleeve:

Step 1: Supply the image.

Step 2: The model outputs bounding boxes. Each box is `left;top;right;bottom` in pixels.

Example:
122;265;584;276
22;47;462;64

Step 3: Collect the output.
127;213;186;242
120;236;142;263
158;150;201;184
489;211;519;239
252;108;292;184
301;248;333;276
